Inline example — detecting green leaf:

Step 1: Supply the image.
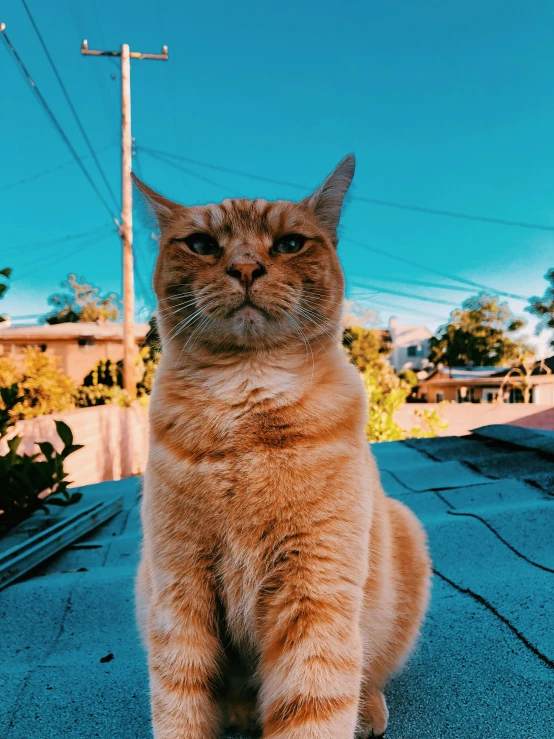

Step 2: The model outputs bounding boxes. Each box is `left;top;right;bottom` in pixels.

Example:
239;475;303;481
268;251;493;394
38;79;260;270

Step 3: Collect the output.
38;441;55;459
61;443;84;459
8;436;23;454
0;268;12;279
69;492;83;504
54;420;73;447
45;497;70;506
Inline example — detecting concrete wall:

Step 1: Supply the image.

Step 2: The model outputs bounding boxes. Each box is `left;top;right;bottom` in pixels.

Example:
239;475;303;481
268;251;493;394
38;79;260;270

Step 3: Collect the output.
1;403;149;487
396;402;554;437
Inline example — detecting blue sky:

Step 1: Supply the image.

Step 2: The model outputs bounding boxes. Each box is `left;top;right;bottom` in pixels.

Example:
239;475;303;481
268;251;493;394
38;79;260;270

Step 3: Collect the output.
2;0;554;353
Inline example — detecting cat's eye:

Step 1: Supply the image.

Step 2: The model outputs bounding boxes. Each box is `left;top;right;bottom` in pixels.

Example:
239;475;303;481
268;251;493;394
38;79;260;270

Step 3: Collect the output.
272;234;307;255
178;233;220;256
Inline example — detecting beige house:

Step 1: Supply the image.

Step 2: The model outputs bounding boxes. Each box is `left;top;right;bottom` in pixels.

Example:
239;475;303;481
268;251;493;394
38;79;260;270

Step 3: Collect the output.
416;360;554;404
0;322;149;382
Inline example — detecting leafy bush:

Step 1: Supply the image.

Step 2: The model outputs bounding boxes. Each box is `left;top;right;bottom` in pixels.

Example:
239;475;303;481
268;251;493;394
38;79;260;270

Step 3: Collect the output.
82;358;122;388
343;326;446;442
398;369;419;388
75;384;131;408
137;347;160;396
363;371;409;442
0;386;83;533
78;348;159;406
409;407;448;438
0;349;75;421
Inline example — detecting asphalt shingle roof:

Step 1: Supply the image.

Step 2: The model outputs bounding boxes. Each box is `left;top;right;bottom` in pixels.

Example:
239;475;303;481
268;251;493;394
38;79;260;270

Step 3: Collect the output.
1;425;553;738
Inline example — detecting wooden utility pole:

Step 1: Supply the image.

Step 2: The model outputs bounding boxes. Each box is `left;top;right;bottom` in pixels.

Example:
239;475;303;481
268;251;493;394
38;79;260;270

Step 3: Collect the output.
81;40;168;397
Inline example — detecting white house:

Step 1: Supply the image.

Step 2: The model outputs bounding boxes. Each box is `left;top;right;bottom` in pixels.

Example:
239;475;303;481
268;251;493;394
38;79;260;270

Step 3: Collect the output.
387;317;433;372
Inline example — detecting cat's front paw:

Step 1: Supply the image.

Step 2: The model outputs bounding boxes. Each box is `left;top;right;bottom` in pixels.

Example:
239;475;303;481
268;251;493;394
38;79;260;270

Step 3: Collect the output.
357;689;389;738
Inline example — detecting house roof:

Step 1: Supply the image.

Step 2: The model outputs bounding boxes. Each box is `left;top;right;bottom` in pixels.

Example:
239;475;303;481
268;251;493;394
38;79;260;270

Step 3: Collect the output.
1;426;553;737
421;361;554;386
0;321;150;342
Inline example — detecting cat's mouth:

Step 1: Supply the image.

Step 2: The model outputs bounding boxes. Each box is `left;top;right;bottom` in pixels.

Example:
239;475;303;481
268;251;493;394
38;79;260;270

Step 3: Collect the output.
227;297;270;320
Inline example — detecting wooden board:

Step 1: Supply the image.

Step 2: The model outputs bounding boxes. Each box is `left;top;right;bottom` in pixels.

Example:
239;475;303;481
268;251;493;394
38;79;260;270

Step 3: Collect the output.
0;497;123;590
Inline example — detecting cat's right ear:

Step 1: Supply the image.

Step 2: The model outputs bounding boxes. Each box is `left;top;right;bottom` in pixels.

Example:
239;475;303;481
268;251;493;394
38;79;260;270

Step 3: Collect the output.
131;173;184;229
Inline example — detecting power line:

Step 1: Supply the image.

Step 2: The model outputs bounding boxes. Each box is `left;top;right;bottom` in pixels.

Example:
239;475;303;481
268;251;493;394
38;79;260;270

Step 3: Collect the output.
344;237;528;301
365;297;448;322
138;144;554;233
20;0;119;211
143;148;238;194
139;144;529;303
5;224;114;255
0;25;119;225
357;275;486;294
0;142;116;192
348;280;458;307
13;230;115;282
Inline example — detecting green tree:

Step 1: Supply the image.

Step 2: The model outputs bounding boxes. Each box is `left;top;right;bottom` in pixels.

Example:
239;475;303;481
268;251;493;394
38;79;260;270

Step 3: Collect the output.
342;326;392;375
429;293;530;367
43;273;121;325
526;268;554;349
0;267;11;323
343;326;445;441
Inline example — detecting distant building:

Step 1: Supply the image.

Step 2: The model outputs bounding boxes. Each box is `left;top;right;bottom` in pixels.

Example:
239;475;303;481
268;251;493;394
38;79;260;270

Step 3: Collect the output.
0;322;149;383
387;317;433;372
416;359;554;404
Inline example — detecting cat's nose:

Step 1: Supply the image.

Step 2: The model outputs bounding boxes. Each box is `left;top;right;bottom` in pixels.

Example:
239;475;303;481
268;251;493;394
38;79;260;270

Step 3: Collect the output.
227;262;266;289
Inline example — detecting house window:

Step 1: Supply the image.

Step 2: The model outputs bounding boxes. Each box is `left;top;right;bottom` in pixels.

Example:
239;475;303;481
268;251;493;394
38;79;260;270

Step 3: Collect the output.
508;387;532;404
483;390;499;403
407;345;418;357
435;391;444;403
77;338;95;349
457;387;474;403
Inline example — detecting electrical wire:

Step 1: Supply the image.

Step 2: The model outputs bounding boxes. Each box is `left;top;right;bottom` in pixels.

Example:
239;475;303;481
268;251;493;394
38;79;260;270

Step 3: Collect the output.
138;145;554;233
344;237;528;301
361;297;448;322
139;145;529;302
143;148;238;194
0;26;119;226
13;230;115;282
348;280;458;307
20;0;119;211
5;224;114;256
0;142;116;192
357;275;487;294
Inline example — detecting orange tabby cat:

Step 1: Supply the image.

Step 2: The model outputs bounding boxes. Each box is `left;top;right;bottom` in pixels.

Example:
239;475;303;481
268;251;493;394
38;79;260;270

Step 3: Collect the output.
134;155;431;739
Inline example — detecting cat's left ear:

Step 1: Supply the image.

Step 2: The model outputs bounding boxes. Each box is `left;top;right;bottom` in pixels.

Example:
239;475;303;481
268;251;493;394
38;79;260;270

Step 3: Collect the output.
302;154;356;235
131;173;185;229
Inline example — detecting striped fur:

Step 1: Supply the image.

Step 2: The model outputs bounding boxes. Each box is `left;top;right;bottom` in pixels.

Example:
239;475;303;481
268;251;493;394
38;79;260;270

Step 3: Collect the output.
134;156;431;738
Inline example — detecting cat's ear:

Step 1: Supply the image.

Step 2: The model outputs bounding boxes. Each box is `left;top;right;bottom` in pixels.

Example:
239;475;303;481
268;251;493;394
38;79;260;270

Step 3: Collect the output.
302;154;356;234
132;173;184;228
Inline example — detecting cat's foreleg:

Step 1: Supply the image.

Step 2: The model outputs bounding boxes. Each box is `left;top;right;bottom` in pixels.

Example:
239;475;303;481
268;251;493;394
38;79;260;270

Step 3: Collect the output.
145;556;222;739
256;544;366;739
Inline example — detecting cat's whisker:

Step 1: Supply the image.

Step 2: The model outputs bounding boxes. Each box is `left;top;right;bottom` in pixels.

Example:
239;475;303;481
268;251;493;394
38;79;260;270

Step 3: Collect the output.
277;307;315;380
177;312;214;363
164;301;215;348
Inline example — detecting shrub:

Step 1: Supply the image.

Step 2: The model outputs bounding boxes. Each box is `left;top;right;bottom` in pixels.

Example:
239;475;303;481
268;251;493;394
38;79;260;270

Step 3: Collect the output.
78;347;159;406
82;358;122;388
363;371;410;443
0;348;75;421
75;384;131;408
342;325;446;442
0;386;83;534
137;347;160;396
